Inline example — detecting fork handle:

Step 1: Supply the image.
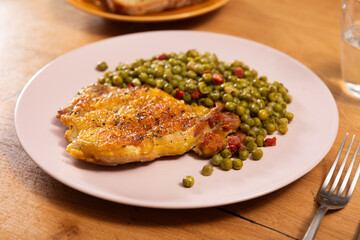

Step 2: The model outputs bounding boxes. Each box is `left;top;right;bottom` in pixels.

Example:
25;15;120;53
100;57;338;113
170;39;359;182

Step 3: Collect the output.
303;205;329;240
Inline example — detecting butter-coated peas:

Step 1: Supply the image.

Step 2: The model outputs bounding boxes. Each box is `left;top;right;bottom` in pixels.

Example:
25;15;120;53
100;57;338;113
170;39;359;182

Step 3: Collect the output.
97;50;294;164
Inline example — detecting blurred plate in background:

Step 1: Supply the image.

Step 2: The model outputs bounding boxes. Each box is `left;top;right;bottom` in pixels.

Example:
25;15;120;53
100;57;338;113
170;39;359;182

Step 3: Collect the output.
66;0;230;22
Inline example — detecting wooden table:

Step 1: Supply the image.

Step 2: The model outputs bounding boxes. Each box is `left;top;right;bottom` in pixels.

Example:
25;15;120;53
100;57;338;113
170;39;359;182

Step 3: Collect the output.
1;0;359;239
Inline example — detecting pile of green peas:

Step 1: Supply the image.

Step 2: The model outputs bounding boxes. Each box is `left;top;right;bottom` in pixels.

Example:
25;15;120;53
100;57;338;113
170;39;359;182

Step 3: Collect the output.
97;50;294;165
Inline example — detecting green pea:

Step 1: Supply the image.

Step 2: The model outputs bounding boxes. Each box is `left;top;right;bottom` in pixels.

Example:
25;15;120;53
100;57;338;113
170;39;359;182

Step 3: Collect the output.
183;176;195;188
244;70;253;79
222;93;233;102
253;117;261;127
250;103;260;114
259;76;268;81
236;106;245;116
204;98;214;107
251;69;258;78
187;70;197;79
232;158;243;170
154;66;164;77
278;118;289;125
280;102;287;109
246;118;255;127
240;101;248;108
203;73;213;82
210;90;221;100
283;93;292;103
194;64;204;74
178;82;186;92
139;72;148;81
164;83;173;93
183;92;192;103
112;75;123;86
279;124;288;134
238;149;249;160
246;141;257;152
163;69;173;80
202;164;214;176
286;112;294;122
203;63;212;70
167;80;177;89
212;154;223;166
259;87;269;96
172;74;183;82
258;128;267;137
185;82;197;93
268;92;278;102
223;70;232;79
233;97;240;105
220;158;232;171
147;77;157;87
123;75;131;83
240;123;250;133
265;123;277;134
220;149;232;158
198;82;212;95
255;135;264;147
241;113;250;122
198;97;206;106
172;65;182;74
264;106;274;116
156;79;166;89
96;61;108;71
131;78;142;86
273;103;282;112
252;148;263;160
98;77;106;84
258;109;269;120
104;70;113;78
256;99;266;109
225;102;236;112
247;129;257;138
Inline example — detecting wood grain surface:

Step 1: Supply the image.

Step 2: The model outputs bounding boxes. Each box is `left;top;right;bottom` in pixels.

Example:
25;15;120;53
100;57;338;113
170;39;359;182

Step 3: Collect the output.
1;0;360;239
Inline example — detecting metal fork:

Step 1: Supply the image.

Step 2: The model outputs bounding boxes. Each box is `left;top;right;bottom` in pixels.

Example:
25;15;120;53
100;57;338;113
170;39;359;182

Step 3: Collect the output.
303;133;360;240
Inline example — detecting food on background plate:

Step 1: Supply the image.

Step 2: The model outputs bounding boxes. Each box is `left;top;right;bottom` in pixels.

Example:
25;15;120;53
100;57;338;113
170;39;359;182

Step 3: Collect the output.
57;84;239;166
105;0;205;15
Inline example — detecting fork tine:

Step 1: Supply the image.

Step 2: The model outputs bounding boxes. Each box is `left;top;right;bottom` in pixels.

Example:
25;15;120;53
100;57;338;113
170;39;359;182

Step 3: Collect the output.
347;146;360;197
329;134;355;193
338;140;360;195
321;133;348;191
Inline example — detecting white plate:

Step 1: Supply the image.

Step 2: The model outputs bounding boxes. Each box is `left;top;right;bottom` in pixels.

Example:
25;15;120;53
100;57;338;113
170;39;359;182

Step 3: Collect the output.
15;31;338;209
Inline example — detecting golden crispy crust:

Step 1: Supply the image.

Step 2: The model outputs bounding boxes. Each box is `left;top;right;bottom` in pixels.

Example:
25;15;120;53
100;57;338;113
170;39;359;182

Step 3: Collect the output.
57;84;240;165
57;84;210;165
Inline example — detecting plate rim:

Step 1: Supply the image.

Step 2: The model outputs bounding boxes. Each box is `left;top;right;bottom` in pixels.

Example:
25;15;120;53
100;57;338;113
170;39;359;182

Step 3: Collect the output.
14;30;339;209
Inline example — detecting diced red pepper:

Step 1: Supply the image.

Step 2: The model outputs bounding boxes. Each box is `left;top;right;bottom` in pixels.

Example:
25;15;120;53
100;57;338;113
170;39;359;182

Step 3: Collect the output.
233;67;245;78
156;53;167;60
127;83;134;88
211;73;225;84
264;137;277;147
174;88;185;99
239;143;246;150
203;70;212;74
190;89;202;100
235;131;247;143
227;135;242;155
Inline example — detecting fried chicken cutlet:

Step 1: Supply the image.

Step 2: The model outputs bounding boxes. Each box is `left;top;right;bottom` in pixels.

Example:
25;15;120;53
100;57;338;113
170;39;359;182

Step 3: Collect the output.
57;84;240;166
